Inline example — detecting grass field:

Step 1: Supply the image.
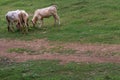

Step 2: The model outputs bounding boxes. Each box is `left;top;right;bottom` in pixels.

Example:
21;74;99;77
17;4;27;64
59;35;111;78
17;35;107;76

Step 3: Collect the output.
0;0;120;80
0;0;120;44
0;59;120;80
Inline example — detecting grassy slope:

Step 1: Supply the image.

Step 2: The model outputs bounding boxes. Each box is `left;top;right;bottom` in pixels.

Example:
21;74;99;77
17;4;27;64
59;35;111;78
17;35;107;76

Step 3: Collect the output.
0;0;120;44
0;1;120;80
0;60;120;80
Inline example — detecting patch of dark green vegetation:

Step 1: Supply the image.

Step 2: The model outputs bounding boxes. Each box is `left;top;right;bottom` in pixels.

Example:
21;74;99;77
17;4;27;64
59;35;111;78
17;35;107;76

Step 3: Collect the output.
8;48;36;54
0;60;120;80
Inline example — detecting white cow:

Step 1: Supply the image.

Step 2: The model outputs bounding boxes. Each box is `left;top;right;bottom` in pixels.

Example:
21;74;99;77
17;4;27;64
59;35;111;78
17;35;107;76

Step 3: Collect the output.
6;10;29;33
32;5;60;27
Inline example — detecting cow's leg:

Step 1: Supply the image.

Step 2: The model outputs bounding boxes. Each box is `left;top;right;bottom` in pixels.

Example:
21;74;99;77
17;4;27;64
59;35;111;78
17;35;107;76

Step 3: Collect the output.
24;18;29;33
6;16;10;32
10;22;15;32
8;24;10;32
6;16;11;32
12;22;16;31
16;23;20;31
38;20;43;28
26;18;29;26
53;13;60;26
18;21;23;33
40;19;44;27
32;16;38;27
22;22;26;33
7;21;11;32
18;13;25;33
53;16;57;26
38;17;43;27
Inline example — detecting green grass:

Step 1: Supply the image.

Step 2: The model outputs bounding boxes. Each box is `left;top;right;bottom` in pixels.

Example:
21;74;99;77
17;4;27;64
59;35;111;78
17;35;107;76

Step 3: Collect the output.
0;0;120;44
0;60;120;80
1;1;120;79
7;47;76;55
8;48;36;54
47;46;76;54
37;46;76;55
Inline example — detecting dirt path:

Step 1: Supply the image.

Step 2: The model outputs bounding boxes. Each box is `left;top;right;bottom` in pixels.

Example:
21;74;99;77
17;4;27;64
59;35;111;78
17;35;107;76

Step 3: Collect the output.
0;39;120;64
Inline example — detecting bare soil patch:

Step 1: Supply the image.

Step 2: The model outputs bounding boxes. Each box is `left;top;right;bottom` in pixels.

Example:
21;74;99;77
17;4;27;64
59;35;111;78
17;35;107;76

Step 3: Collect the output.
0;39;120;64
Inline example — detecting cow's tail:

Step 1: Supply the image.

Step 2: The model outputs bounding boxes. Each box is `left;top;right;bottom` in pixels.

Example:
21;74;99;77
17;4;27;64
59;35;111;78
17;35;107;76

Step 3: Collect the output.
6;15;9;22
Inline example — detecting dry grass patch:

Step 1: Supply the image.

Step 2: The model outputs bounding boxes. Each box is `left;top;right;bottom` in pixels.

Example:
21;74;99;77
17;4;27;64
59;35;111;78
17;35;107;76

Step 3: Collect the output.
8;48;36;54
39;46;77;55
